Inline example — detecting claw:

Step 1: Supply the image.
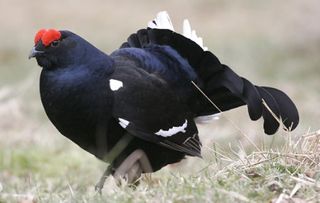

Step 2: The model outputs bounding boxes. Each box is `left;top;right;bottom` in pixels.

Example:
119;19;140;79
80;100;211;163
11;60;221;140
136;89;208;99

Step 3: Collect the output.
95;179;105;194
95;165;113;194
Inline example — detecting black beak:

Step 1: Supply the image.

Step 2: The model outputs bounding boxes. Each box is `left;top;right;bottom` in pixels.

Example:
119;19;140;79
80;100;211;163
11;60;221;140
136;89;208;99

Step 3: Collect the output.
28;47;44;59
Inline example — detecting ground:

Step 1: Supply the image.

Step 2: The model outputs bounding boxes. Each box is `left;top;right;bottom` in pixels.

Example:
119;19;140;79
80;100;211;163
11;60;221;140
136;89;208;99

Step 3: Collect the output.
0;0;319;202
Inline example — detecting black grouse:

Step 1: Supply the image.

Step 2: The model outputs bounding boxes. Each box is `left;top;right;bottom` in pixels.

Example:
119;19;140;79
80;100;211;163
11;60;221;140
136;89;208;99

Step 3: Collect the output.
29;11;299;191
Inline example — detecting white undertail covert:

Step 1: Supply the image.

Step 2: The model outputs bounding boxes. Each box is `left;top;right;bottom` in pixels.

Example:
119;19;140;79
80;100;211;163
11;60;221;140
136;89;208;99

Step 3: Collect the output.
148;11;208;51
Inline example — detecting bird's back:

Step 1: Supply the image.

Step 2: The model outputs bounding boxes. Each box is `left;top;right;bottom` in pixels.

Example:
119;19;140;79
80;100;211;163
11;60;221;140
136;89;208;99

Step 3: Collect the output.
110;45;199;100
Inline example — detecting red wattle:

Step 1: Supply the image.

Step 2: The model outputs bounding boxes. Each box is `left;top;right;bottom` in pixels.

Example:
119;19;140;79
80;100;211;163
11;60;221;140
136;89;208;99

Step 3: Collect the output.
33;28;61;46
34;29;47;45
41;29;61;46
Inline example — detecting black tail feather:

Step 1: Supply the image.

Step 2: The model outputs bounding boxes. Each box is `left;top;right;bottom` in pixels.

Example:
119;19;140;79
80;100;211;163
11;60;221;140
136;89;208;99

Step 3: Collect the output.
203;66;263;121
120;28;299;134
260;87;299;131
241;78;263;121
256;87;281;134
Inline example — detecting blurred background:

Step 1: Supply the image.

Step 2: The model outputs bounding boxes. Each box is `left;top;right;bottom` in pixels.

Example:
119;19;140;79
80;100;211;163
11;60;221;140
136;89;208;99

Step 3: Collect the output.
0;0;319;196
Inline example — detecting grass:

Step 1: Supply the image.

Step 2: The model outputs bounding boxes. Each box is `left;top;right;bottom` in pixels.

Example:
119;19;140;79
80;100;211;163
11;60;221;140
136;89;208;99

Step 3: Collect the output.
0;130;319;202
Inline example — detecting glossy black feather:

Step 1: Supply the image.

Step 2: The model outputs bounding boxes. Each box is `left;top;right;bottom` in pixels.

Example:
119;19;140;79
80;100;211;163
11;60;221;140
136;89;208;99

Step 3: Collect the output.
260;87;299;130
123;28;299;133
32;24;299;176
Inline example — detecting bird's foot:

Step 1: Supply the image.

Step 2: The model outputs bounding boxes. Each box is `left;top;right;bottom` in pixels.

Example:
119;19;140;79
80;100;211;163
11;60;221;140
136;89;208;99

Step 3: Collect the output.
95;149;152;193
95;178;106;194
95;165;113;194
114;149;153;185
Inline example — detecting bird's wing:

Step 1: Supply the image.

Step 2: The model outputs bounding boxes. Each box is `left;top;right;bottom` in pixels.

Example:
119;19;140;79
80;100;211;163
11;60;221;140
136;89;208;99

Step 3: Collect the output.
108;65;201;157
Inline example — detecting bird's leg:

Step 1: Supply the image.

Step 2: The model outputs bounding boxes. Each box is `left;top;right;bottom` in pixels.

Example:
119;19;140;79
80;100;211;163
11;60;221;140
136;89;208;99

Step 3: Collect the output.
114;149;153;185
95;164;113;194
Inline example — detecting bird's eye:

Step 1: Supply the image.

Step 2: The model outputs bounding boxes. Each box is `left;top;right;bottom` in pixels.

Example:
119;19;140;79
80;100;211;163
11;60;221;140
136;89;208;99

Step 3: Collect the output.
51;40;60;47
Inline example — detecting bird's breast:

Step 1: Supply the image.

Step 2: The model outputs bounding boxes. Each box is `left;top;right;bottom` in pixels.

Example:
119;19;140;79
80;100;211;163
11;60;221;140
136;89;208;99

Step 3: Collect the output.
39;68;113;152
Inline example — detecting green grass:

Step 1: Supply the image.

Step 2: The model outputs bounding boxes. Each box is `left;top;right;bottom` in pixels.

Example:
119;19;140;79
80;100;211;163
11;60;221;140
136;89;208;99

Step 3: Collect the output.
0;130;319;202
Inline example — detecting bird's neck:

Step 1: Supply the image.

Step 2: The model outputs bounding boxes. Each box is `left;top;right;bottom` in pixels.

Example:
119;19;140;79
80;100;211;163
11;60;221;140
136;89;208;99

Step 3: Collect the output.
80;43;114;70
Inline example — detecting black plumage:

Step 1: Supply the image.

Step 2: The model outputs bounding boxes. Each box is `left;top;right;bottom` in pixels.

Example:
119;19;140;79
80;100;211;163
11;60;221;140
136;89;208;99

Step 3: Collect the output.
29;12;299;190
